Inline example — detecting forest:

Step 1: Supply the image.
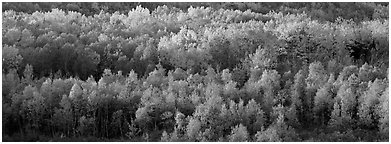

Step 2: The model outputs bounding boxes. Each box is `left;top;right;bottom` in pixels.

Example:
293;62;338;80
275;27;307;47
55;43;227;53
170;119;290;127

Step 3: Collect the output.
2;2;389;142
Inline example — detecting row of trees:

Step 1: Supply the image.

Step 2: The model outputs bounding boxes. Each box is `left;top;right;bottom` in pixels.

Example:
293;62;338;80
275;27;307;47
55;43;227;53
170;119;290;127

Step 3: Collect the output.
2;62;389;141
2;6;388;80
2;2;388;22
2;4;389;141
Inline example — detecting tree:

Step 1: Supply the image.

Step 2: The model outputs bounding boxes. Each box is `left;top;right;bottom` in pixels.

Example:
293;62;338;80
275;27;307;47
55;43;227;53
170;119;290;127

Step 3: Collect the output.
135;106;153;132
192;86;223;141
3;28;21;45
313;74;335;125
334;65;358;88
69;82;88;134
244;99;265;134
158;27;210;70
69;83;83;100
221;69;232;83
144;64;167;88
244;68;263;102
50;78;77;109
329;74;359;130
2;45;23;73
255;108;298;142
358;63;377;82
160;130;170;142
222;77;239;100
358;78;386;128
20;85;47;131
328;100;344;131
172;68;187;81
304;61;328;124
251;45;278;71
228;124;249;142
110;110;125;137
2;69;21;104
53;94;74;136
377;85;388;137
289;70;306;126
23;64;34;84
306;61;327;90
186;116;202;141
140;86;163;107
259;69;281;115
78;116;95;136
174;111;186;136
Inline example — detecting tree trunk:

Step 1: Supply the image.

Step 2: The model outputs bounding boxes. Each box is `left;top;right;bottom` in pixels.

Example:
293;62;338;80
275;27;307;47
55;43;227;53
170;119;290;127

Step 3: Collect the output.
106;104;109;138
18;117;24;137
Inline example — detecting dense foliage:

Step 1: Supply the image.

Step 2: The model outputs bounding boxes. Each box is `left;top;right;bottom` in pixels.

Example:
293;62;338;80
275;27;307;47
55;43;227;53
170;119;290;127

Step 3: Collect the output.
2;3;389;142
2;2;389;23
